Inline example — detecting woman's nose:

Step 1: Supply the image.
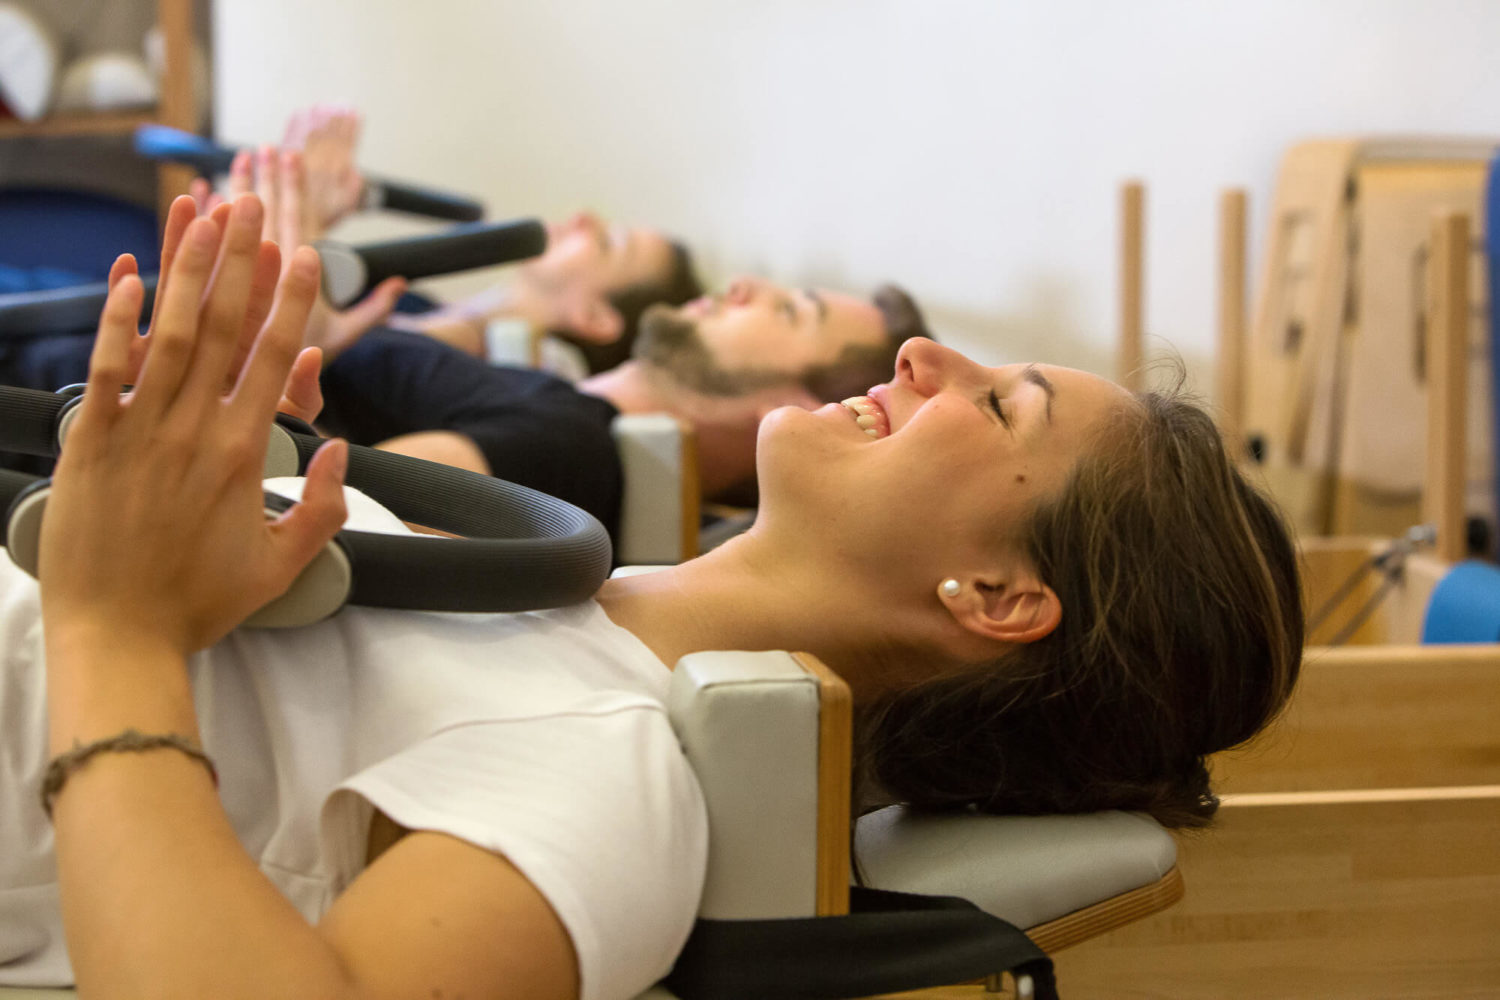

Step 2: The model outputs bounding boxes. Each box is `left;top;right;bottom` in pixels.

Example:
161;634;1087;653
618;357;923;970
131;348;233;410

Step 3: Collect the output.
894;336;966;397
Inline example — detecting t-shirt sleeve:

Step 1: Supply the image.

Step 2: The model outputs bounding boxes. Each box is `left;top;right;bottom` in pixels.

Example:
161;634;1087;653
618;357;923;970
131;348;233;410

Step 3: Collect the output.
325;707;707;1000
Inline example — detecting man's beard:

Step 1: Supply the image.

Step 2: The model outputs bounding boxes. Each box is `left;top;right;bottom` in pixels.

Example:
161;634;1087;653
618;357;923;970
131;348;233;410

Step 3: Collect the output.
632;304;798;398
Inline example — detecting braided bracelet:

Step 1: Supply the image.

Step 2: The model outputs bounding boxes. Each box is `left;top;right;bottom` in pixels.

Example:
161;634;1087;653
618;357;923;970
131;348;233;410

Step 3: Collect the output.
41;728;218;820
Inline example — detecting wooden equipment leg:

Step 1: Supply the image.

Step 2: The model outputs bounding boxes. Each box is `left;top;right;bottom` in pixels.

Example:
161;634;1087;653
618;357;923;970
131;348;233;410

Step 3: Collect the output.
1425;211;1471;563
1118;181;1145;392
1217;188;1248;457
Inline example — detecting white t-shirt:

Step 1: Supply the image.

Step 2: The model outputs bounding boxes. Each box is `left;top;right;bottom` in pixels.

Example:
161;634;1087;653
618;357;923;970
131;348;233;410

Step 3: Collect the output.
0;485;708;1000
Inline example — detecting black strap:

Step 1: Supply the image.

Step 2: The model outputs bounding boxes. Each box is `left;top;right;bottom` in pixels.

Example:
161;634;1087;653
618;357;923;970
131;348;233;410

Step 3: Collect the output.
664;887;1058;1000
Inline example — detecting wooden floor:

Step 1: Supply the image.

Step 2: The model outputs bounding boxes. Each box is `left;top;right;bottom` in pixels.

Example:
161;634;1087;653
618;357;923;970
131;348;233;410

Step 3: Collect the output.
884;789;1500;999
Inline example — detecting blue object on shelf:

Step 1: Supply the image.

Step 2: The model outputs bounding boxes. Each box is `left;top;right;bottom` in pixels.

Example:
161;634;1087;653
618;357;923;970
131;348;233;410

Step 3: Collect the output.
1421;559;1500;642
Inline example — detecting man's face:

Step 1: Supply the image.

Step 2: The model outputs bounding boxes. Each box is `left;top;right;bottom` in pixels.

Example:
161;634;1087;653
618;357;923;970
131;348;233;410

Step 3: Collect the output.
632;276;887;397
521;211;675;300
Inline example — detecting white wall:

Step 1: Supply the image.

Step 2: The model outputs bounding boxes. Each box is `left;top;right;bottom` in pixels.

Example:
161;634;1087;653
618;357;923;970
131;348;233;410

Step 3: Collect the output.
215;0;1500;392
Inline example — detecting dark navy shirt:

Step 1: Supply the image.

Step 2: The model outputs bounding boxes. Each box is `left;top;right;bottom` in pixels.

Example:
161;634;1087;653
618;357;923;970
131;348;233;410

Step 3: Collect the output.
319;329;623;540
0;327;624;541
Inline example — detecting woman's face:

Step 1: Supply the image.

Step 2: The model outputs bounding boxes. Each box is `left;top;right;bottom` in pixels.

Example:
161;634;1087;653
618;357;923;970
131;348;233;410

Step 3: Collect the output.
756;337;1134;578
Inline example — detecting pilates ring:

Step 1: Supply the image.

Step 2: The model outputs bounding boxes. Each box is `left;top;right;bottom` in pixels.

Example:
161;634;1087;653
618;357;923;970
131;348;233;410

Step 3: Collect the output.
0;385;612;627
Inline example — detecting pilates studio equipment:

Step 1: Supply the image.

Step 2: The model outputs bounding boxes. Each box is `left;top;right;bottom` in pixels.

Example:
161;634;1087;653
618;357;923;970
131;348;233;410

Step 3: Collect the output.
1241;136;1498;540
0;384;612;626
134;124;486;223
1144;209;1500;993
0;217;548;335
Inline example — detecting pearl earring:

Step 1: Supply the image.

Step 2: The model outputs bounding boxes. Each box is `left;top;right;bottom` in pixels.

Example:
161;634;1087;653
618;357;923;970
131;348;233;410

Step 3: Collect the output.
940;578;961;597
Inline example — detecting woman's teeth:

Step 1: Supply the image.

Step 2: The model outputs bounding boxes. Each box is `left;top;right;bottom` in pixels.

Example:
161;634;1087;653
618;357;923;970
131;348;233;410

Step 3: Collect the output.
841;396;888;439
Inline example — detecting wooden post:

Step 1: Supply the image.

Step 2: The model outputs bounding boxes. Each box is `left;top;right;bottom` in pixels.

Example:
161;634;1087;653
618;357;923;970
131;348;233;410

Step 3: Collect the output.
1217;189;1248;456
1424;212;1470;564
155;0;197;217
790;652;851;917
1118;181;1145;391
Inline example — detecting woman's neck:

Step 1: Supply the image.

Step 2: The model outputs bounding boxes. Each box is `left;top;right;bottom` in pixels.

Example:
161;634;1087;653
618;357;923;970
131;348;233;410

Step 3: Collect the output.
596;532;859;676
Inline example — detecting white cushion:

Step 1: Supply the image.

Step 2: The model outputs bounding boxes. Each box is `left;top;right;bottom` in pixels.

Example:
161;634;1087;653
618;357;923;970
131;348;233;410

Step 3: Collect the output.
53;51;156;114
0;3;58;121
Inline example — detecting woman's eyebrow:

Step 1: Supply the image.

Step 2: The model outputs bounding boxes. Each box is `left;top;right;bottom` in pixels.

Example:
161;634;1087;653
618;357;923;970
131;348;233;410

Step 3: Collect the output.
803;289;828;326
1022;364;1055;425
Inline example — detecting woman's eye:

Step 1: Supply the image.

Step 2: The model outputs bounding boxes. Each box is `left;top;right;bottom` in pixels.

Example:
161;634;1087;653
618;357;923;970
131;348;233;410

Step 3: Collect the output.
988;389;1011;429
780;300;797;323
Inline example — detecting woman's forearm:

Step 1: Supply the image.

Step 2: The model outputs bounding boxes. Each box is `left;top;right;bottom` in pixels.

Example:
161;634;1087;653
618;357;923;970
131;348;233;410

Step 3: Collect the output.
46;633;360;1000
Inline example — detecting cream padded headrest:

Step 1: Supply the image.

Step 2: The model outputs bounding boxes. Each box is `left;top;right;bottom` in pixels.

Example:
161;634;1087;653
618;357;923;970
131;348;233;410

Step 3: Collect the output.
856;806;1177;930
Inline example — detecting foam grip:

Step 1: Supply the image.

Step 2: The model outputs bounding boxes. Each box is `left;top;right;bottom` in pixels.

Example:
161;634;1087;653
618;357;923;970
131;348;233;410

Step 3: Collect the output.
0;275;159;337
0;385;303;482
0;385;67;455
317;219;546;307
364;180;484;222
133;123;234;174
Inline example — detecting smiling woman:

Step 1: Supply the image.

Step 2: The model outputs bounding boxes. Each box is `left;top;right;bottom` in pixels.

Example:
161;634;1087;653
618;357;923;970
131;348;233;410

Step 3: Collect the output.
4;209;1301;999
612;335;1302;827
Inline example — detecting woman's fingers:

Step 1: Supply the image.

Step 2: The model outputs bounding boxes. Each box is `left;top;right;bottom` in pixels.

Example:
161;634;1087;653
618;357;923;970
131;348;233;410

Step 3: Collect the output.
130;216;223;417
144;196;201;340
228;149;254;199
269;436;348;575
279;149;308;244
232;245;321;422
178;196;266;405
75;275;147;442
254;145;281;248
107;253;138;289
278;346;325;424
223;240;284;384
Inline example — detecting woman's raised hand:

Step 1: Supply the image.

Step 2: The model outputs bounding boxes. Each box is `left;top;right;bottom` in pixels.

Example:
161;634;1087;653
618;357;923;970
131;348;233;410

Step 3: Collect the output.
38;194;349;658
106;195;327;425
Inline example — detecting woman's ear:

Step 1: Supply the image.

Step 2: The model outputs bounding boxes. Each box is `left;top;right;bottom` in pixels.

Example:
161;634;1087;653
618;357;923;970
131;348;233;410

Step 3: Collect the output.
937;570;1060;646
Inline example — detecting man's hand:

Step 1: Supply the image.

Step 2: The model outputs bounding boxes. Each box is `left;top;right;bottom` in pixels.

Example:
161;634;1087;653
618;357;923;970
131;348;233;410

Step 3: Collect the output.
228;146;407;366
282;103;365;239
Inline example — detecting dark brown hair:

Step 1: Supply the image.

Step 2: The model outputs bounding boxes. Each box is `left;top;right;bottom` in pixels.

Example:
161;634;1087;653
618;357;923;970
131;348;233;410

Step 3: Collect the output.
857;383;1303;828
801;283;933;403
559;240;704;375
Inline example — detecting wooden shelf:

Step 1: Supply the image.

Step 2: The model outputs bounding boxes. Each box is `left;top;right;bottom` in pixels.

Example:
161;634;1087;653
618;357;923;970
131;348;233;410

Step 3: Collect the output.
0;0;198;214
0;109;158;140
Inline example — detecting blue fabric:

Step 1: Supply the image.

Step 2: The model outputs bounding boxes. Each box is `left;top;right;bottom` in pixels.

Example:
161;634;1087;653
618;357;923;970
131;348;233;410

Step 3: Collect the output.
0;189;159;281
1421;559;1500;642
0;264;92;294
1487;154;1500;557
